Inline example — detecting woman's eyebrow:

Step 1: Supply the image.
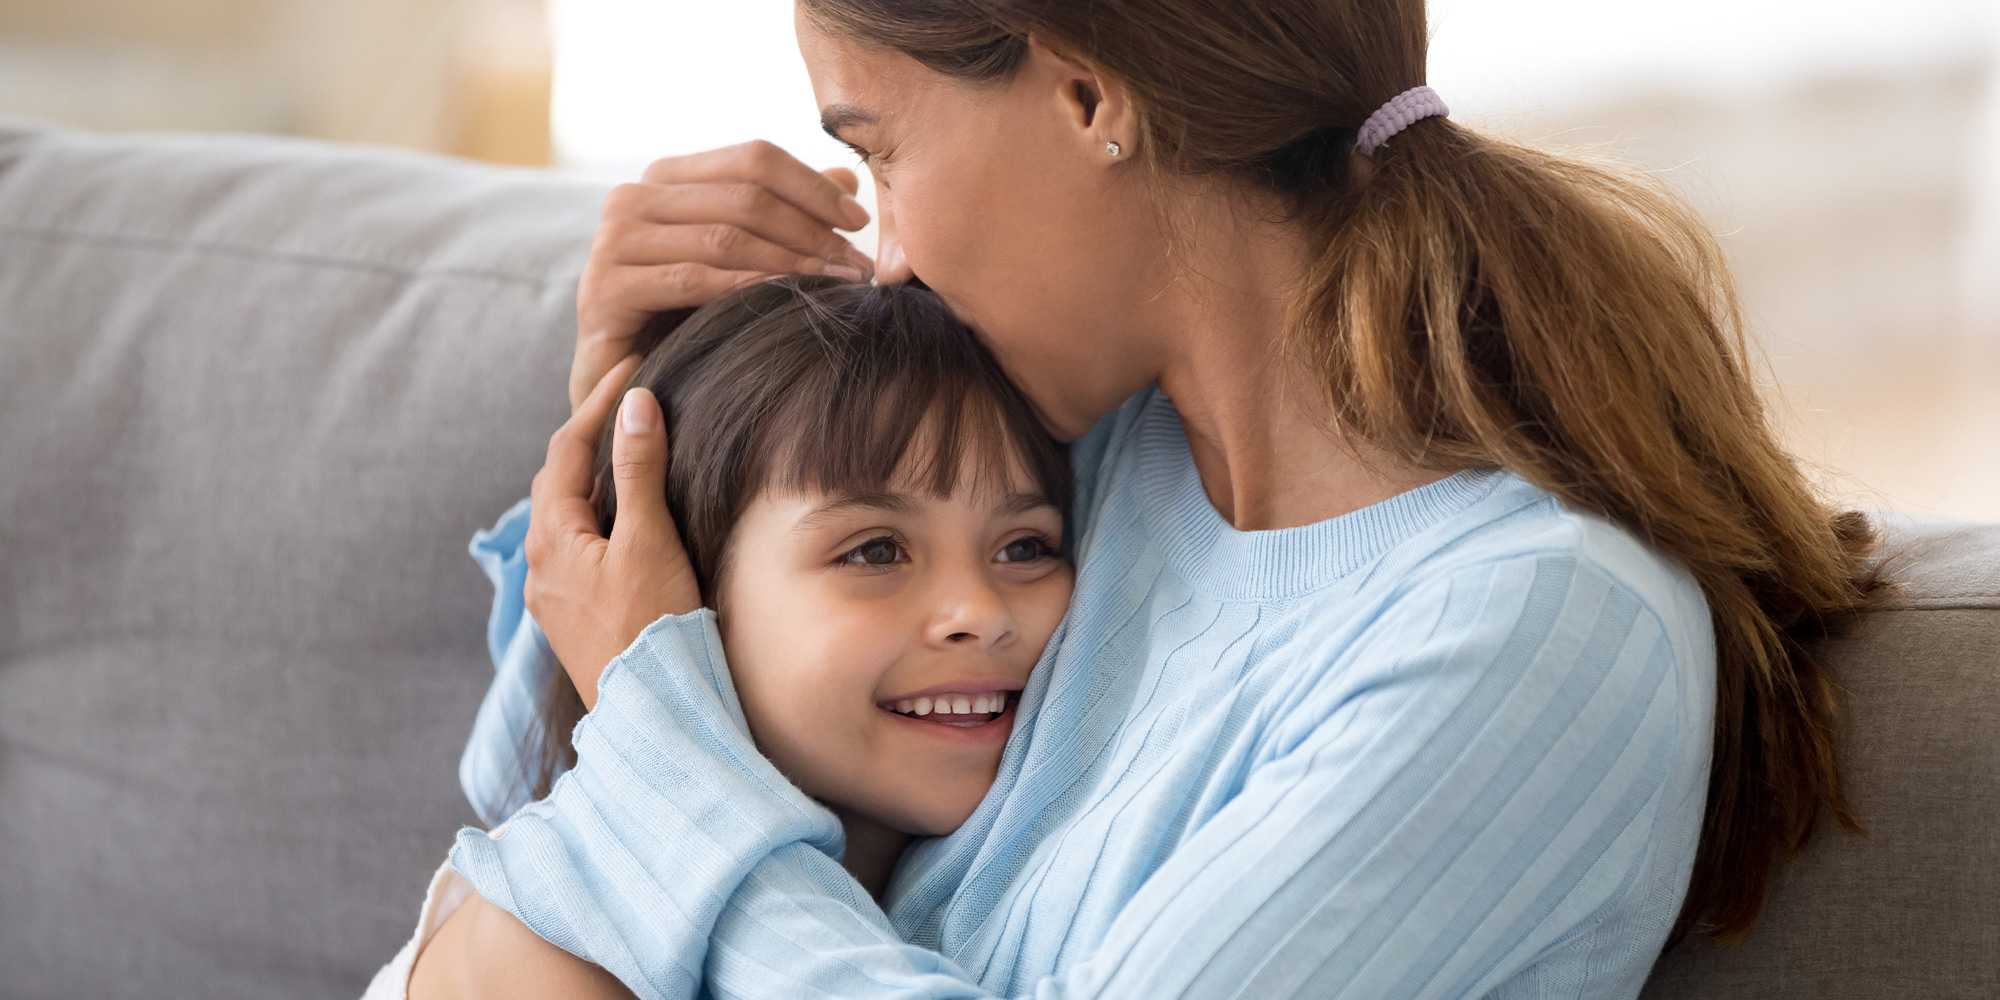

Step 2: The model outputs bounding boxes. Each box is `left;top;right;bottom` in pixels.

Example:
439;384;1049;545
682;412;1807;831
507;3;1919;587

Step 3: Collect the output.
792;492;912;534
820;104;879;140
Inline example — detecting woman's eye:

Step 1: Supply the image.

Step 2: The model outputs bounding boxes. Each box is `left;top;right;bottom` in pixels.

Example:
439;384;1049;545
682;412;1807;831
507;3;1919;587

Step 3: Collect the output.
997;536;1056;563
844;143;889;186
840;536;905;567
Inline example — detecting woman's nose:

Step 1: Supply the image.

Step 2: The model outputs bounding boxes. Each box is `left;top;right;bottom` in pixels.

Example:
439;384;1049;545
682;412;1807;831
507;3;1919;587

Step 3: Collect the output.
927;573;1017;651
871;186;916;286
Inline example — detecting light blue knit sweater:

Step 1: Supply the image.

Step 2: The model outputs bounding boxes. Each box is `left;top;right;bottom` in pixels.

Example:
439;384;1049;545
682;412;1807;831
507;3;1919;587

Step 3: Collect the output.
450;385;1715;999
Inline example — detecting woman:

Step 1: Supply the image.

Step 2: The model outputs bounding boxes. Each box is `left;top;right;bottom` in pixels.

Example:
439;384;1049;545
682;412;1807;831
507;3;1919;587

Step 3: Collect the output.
423;2;1880;997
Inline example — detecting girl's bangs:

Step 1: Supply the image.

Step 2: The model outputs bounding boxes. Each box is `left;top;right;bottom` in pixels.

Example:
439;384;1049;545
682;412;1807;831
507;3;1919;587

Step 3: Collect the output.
760;361;1050;507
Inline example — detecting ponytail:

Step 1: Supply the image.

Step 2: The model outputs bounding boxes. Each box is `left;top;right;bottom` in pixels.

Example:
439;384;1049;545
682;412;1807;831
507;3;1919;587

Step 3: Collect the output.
1294;119;1883;948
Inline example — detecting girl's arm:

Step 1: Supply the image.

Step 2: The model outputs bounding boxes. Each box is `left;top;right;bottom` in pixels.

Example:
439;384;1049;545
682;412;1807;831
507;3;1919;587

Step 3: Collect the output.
408;893;635;1000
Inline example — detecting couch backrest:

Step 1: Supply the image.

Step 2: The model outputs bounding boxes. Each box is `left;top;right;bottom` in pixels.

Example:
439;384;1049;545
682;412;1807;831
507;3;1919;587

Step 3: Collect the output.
1642;515;2000;998
0;119;596;998
2;120;1994;999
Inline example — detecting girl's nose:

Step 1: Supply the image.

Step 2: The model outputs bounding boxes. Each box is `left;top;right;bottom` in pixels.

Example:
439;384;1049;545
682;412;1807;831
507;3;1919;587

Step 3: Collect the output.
927;573;1017;651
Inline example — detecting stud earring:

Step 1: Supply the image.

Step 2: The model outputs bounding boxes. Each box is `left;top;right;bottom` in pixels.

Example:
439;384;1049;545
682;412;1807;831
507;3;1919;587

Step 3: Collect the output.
1105;140;1122;157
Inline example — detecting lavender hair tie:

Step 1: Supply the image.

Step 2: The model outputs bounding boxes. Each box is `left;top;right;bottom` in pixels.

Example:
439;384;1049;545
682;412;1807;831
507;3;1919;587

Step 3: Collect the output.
1354;85;1450;157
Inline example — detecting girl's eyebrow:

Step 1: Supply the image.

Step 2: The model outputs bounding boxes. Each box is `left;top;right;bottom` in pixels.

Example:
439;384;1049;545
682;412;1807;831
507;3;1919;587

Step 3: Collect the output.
793;492;912;534
992;492;1057;516
791;491;1054;534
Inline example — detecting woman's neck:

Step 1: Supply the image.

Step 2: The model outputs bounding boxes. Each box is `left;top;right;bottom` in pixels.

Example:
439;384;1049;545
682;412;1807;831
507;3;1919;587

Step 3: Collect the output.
1149;187;1449;530
830;805;913;901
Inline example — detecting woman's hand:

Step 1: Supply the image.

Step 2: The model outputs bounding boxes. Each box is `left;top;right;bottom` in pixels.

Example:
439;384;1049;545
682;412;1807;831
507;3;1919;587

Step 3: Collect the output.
528;356;698;708
568;141;876;413
408;892;636;1000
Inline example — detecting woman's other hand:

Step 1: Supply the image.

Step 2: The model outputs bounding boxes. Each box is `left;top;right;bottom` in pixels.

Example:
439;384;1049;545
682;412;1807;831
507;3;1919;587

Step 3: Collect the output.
407;891;636;1000
529;357;699;708
569;141;875;413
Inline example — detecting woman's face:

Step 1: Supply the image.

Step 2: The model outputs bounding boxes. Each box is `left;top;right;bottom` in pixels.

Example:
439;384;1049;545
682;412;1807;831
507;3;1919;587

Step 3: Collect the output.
795;6;1169;441
712;446;1072;837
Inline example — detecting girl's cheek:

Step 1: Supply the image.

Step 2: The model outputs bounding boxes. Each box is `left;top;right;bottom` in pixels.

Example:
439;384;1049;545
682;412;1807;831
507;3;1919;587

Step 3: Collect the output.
995;572;1069;663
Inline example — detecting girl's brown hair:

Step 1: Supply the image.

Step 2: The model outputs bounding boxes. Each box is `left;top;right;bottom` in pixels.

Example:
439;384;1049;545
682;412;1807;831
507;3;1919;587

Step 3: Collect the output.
525;275;1072;802
802;0;1884;952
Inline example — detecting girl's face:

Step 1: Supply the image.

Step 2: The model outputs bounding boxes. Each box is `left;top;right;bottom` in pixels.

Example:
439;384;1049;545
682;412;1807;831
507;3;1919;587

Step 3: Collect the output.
794;6;1168;442
713;449;1072;837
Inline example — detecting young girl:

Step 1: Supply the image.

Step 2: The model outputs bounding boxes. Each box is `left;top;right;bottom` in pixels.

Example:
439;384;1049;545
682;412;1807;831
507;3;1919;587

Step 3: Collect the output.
365;275;1075;998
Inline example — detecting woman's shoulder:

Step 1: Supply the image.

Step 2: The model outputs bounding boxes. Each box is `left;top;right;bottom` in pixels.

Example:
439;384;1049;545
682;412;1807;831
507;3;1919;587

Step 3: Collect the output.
1297;472;1718;795
1271;470;1716;780
1392;472;1714;664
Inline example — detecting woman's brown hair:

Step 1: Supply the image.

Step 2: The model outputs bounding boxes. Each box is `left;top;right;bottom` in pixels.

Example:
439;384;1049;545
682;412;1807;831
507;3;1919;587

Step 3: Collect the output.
801;0;1884;952
524;275;1072;803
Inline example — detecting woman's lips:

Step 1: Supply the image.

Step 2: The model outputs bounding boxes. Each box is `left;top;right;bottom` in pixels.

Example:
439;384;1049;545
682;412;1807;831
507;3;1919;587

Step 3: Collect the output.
878;697;1016;744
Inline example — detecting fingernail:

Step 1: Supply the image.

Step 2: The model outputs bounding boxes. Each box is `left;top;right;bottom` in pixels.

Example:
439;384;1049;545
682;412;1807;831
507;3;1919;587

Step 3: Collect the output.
825;263;867;282
620;387;657;434
838;194;870;229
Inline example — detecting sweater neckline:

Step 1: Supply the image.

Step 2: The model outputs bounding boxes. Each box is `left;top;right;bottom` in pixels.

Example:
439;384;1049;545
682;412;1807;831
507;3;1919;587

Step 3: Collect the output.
1134;390;1505;600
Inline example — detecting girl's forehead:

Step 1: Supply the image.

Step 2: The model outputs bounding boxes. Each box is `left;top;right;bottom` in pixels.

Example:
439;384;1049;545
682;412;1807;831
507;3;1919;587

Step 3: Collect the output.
780;480;1058;530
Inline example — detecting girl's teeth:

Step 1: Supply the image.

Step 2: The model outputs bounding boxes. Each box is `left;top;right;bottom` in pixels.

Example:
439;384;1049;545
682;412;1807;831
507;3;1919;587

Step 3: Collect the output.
885;691;1012;718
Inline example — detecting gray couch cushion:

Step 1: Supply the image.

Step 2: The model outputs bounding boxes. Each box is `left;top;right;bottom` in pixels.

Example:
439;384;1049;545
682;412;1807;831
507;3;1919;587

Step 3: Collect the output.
1;119;1994;998
0;118;597;999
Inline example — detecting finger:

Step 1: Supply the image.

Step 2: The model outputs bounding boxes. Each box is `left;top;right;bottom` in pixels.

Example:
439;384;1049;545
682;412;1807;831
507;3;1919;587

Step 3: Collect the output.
604;182;873;273
820;166;861;197
606;223;869;282
589;265;775;329
607;385;685;563
576;267;772;356
539;356;644;544
643;140;871;232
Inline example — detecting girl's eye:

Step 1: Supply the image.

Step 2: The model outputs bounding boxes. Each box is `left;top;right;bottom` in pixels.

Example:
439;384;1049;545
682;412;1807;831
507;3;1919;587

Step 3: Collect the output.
997;535;1057;564
839;536;905;568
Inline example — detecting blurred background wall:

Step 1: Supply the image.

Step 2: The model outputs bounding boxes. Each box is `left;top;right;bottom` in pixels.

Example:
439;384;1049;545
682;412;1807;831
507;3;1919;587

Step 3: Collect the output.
2;0;1995;519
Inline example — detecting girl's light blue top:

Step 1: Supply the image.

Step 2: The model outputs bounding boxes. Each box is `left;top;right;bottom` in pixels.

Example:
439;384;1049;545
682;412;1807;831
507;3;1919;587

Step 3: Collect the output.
451;386;1715;999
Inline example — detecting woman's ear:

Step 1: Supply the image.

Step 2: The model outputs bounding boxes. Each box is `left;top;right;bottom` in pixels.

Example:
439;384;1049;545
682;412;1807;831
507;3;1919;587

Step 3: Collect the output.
1025;33;1138;162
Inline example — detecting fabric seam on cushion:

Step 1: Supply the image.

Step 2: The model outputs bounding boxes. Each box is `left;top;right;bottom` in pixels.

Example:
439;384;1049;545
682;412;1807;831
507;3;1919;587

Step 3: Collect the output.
0;222;575;289
1864;599;2000;612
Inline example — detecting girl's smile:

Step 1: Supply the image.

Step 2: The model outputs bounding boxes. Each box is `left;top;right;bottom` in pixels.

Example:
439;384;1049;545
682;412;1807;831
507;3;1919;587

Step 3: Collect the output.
877;691;1019;740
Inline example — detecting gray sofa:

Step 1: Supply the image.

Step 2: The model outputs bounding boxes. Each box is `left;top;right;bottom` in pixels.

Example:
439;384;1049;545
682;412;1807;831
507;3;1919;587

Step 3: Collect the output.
1;119;1993;999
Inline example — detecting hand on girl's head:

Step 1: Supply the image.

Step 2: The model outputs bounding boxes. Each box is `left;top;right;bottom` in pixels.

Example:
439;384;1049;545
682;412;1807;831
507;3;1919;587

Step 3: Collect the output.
525;355;702;711
568;141;876;414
